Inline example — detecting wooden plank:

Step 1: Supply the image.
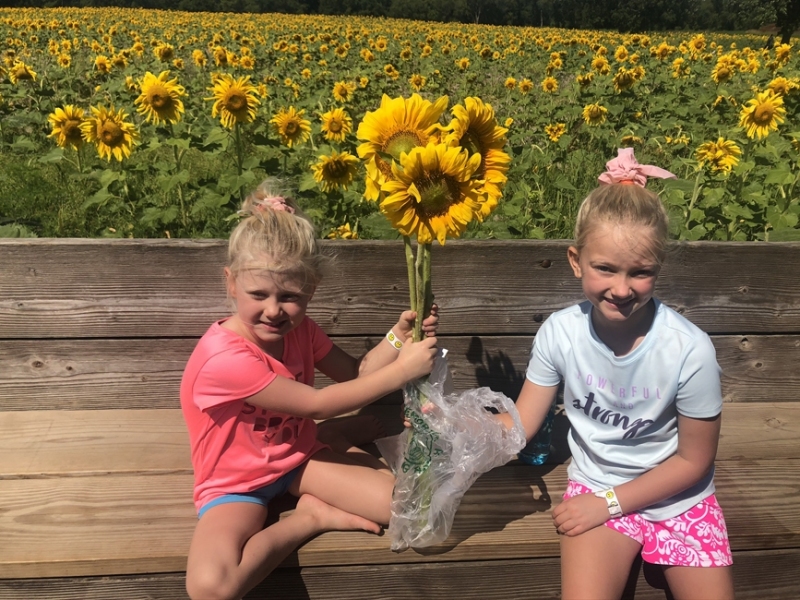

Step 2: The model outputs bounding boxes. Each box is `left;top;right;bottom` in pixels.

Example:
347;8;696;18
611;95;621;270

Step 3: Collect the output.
2;240;800;339
1;403;798;480
3;548;798;599
2;334;799;411
1;461;798;578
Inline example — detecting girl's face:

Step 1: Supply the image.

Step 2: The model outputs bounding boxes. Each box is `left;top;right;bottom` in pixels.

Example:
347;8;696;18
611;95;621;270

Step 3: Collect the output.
225;267;314;351
568;222;661;333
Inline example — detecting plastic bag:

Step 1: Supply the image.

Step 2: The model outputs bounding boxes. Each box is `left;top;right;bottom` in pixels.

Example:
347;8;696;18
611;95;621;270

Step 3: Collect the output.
376;349;527;551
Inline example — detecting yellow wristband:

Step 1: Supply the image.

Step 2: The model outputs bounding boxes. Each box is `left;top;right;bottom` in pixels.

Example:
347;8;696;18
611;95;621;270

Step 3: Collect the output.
386;330;404;350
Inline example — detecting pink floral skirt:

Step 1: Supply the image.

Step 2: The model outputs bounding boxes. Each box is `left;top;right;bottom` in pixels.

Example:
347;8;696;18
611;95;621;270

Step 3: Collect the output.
565;481;733;567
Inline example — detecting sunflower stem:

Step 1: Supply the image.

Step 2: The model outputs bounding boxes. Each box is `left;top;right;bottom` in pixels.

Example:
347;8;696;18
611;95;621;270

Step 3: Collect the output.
170;123;188;230
234;122;245;204
404;235;417;321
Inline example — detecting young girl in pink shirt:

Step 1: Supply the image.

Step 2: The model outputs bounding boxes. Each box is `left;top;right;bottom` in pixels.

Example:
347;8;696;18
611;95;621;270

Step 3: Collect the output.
181;179;439;600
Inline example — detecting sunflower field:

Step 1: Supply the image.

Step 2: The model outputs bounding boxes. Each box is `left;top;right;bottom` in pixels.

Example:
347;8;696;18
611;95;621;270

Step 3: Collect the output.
1;7;798;241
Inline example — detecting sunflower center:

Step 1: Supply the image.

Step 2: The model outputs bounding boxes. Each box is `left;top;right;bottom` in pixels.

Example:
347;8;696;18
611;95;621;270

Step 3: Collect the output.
328;120;342;132
325;158;349;179
384;131;422;161
64;119;82;140
224;92;247;113
753;104;774;124
99;119;124;147
417;174;458;216
149;90;171;110
285;120;298;134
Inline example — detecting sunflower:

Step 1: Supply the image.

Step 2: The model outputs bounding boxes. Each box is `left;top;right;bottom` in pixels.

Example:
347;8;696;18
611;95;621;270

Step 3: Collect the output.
134;71;185;125
455;57;470;70
326;223;358;239
192;49;207;67
582;103;608;126
57;53;71;68
612;68;636;93
614;45;628;62
9;60;36;83
445;96;510;210
504;77;517;90
356;93;449;201
696;137;741;174
207;74;260;129
408;73;426;92
332;80;356;102
320;107;352;142
739;90;785;139
768;76;798;97
544;123;567;143
591;55;610;74
312;150;360;192
48;105;85;150
380;143;485;245
518;78;533;94
711;61;733;84
94;55;111;74
80;104;138;162
541;76;558;93
270;106;311;147
154;43;174;62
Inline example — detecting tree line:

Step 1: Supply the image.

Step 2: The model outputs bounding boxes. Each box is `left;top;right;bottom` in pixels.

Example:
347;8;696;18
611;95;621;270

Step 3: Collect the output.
2;0;797;43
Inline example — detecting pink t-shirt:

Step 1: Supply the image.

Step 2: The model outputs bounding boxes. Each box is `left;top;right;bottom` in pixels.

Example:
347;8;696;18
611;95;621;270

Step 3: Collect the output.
180;317;334;511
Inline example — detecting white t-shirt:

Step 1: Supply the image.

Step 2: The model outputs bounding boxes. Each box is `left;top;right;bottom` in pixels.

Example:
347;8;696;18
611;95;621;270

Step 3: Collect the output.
526;299;722;521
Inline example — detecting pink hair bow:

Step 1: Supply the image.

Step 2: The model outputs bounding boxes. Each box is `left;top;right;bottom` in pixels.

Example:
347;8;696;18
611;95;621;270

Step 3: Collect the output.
256;196;295;214
598;148;676;187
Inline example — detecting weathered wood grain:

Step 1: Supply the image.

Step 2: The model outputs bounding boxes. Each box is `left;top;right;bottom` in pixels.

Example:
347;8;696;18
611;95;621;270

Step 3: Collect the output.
2;239;799;338
1;548;796;600
1;461;797;578
1;334;798;411
1;403;797;480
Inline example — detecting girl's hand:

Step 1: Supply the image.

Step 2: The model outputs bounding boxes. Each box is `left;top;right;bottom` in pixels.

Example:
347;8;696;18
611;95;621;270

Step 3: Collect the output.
395;336;438;381
394;304;439;342
552;492;610;537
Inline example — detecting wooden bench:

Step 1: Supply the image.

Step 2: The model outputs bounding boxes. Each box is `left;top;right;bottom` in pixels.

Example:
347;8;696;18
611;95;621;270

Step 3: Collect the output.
1;238;799;599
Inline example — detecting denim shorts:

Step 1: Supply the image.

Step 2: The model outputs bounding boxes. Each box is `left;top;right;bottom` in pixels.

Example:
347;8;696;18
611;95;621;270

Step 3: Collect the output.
197;466;302;519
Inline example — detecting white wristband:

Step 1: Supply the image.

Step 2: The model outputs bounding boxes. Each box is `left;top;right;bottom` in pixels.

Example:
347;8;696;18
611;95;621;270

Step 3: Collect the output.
386;330;403;350
594;488;623;517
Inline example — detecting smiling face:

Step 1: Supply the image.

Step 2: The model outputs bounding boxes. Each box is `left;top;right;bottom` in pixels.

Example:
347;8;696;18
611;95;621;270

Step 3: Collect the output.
568;221;661;336
225;267;314;354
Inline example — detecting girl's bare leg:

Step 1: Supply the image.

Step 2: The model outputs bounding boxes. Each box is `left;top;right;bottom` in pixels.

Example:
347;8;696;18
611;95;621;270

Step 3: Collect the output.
663;565;735;600
185;496;380;600
317;415;392;473
560;525;643;600
290;447;395;525
317;414;387;447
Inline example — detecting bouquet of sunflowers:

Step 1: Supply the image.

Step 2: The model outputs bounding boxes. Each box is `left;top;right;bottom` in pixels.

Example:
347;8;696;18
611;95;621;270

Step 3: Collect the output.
359;94;527;551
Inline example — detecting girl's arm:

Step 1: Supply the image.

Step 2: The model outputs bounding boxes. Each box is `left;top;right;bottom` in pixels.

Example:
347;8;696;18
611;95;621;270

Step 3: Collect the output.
244;336;438;420
499;379;559;440
554;412;721;536
315;307;439;384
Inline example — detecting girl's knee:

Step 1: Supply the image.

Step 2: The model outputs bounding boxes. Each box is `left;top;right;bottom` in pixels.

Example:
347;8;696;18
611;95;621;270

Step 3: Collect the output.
186;564;239;600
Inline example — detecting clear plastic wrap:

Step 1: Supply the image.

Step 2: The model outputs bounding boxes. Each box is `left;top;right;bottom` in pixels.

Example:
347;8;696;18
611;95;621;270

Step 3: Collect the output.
376;349;527;551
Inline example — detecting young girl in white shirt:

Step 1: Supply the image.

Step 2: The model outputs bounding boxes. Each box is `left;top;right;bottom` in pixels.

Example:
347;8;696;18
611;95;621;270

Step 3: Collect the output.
506;149;734;599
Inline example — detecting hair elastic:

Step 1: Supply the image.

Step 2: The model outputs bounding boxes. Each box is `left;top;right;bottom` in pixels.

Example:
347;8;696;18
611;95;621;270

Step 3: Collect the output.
598;148;676;187
255;196;295;214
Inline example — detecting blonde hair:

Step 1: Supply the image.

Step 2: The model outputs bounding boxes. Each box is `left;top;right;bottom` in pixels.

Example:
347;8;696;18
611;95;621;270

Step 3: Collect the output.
228;179;327;290
574;183;670;262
